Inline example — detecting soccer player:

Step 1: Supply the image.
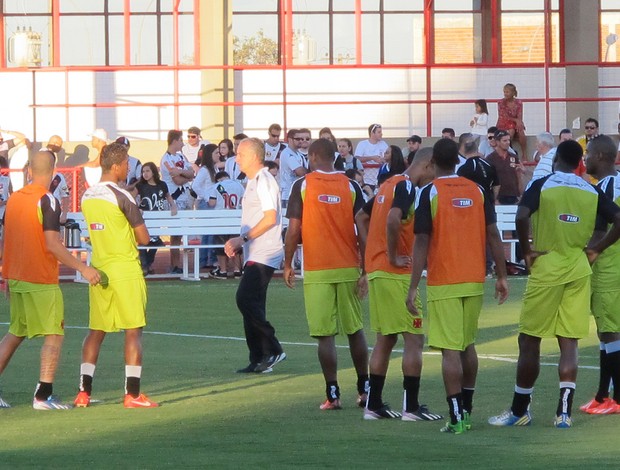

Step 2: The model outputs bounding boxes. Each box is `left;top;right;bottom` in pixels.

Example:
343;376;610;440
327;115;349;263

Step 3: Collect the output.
355;147;442;421
224;138;286;374
580;135;620;414
0;150;100;410
283;139;369;410
407;139;509;434
74;142;159;408
489;140;620;429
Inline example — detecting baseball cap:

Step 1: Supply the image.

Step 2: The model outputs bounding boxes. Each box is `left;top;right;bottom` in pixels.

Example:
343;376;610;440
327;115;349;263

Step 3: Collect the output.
89;128;109;142
407;135;422;144
115;136;130;147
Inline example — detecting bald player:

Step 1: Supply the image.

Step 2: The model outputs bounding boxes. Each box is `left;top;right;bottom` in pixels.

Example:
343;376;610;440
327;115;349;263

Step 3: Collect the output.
0;150;100;410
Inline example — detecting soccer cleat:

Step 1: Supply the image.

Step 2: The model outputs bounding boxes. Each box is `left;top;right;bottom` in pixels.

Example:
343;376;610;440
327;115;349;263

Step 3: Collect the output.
581;397;619;415
402;404;443;422
74;391;91;408
319;399;342;410
440;420;465;434
0;395;11;409
463;411;472;430
488;409;531;426
364;403;402;420
33;396;73;410
124;393;159;408
553;413;572;429
254;352;286;373
357;393;368;408
236;363;259;373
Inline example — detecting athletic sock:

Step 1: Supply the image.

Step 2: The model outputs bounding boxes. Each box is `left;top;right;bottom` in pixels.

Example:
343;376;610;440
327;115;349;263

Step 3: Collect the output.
511;385;533;417
357;374;369;395
461;387;475;414
556;382;575;417
125;365;142;398
79;363;96;395
34;382;53;401
446;393;463;425
604;344;620;402
325;381;340;403
403;376;420;412
596;344;611;402
367;374;386;410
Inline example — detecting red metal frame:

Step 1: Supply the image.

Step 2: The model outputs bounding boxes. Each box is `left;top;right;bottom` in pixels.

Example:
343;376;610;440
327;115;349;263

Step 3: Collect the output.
355;0;362;64
124;0;131;65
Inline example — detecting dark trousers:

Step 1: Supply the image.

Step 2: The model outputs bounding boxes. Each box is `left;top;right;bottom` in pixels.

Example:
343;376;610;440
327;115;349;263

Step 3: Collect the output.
236;261;282;364
139;237;164;269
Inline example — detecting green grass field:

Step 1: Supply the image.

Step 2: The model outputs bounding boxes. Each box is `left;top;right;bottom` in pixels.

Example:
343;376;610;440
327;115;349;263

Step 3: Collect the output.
0;277;618;469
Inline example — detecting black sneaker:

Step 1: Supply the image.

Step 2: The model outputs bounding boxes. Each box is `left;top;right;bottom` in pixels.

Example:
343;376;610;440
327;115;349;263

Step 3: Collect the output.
170;267;183;274
236;363;259;373
363;403;402;420
211;269;229;280
234;271;243;278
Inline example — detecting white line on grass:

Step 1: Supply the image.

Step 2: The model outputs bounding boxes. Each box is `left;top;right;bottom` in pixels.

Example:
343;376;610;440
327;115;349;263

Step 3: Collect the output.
0;322;599;370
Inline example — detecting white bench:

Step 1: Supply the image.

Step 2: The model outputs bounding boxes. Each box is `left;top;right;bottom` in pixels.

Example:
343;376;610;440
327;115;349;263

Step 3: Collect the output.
65;210;243;281
495;205;519;263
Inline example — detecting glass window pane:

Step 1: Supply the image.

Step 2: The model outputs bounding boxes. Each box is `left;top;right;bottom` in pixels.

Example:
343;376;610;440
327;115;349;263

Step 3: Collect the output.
361;0;380;12
4;0;50;13
233;0;278;12
178;14;195;65
384;0;424;10
361;13;380;63
602;0;620;9
435;13;477;64
501;0;543;10
5;17;51;67
108;0;124;13
59;0;104;13
434;0;479;11
160;0;194;12
126;0;157;12
601;12;620;62
550;12;560;62
333;14;355;64
501;13;545;63
232;15;279;65
59;16;105;65
384;14;425;64
293;0;328;11
108;16;125;65
131;15;158;65
333;0;356;11
292;14;329;64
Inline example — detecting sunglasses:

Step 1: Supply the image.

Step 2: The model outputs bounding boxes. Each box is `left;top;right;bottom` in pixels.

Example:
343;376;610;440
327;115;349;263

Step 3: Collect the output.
188;134;198;138
270;133;280;138
371;124;381;133
487;136;494;140
294;137;311;141
585;126;597;130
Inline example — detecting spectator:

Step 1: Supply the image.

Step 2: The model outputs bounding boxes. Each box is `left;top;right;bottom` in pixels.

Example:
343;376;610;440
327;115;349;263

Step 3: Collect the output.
82;128;108;187
531;132;556;180
345;168;373;202
46;136;70;223
181;126;210;165
296;128;312;163
233;133;248;155
470;99;489;138
264;124;285;163
264;160;279;178
404;135;422;162
135;162;178;275
354;123;389;189
0;127;30;160
160;129;194;274
497;83;527;159
441;128;456;140
559;128;573;142
576;118;599;153
335;138;364;173
222;138;245;183
378;145;406;180
486;130;524;204
193;143;219;270
279;129;307;208
115;136;142;190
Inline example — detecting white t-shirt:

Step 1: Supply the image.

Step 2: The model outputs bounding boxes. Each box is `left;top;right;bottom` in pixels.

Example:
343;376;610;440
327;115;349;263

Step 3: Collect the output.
224;156;245;183
193;166;216;201
241;167;283;269
127;155;142;184
182;140;211;164
264;141;287;162
83;166;102;187
208;178;245;210
51;172;69;201
279;147;306;201
160;151;193;209
354;139;388;186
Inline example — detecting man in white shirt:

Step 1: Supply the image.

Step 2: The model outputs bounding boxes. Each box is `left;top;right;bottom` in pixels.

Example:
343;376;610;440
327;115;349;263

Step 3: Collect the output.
181;126;210;165
279;129;308;207
354;123;388;188
531;132;557;181
264;123;287;163
160;129;195;274
224;138;286;374
115;136;142;189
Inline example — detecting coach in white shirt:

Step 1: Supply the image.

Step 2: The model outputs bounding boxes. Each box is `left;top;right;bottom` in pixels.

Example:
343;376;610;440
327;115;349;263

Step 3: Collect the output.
531;132;557;181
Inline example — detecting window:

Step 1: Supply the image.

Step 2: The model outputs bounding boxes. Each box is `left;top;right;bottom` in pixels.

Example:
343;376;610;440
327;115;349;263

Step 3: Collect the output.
601;2;620;62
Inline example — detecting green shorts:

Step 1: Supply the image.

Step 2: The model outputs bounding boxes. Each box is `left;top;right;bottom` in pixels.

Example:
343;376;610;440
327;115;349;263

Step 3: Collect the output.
591;290;620;333
8;280;64;338
520;275;590;339
368;275;423;335
303;280;363;336
427;294;483;351
88;277;147;332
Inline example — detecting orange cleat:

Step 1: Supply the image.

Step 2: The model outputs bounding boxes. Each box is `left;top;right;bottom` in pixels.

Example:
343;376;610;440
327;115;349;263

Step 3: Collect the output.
124;393;159;408
74;391;91;408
